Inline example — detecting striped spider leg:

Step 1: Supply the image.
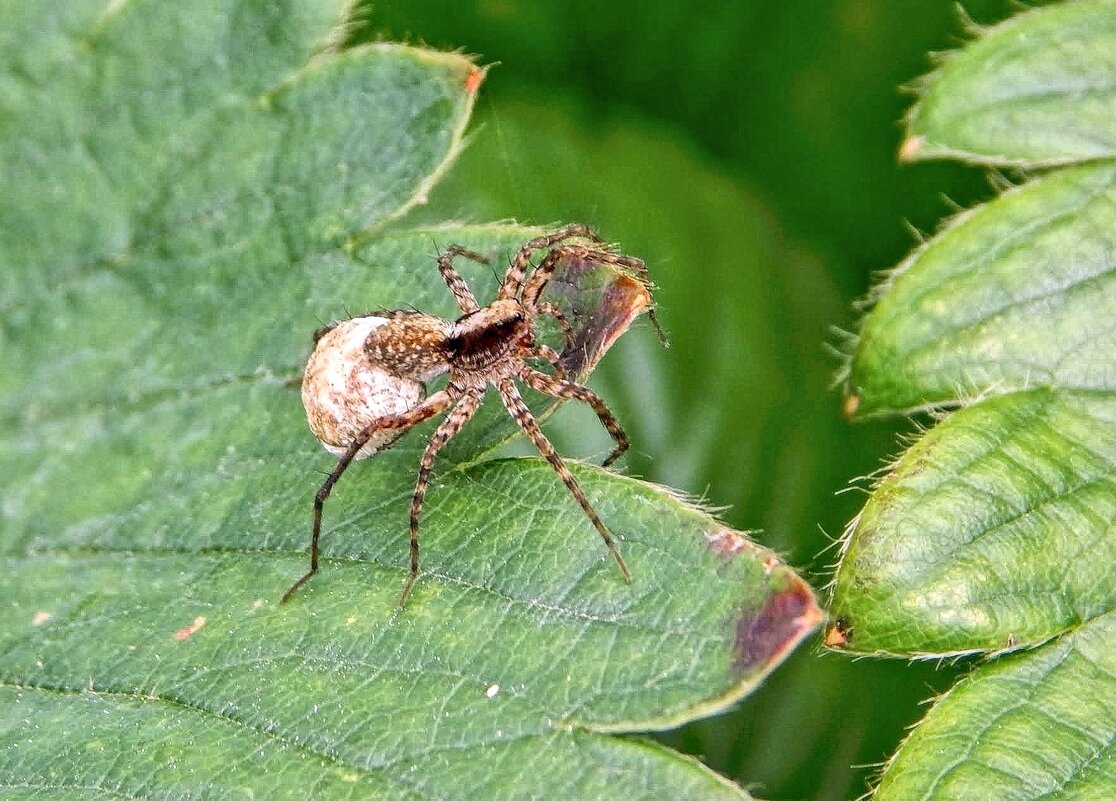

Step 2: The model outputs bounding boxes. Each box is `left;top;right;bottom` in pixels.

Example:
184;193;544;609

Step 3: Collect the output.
287;225;650;606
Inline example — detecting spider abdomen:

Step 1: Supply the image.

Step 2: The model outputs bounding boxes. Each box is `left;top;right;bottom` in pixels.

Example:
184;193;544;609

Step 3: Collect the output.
364;311;453;382
302;316;425;460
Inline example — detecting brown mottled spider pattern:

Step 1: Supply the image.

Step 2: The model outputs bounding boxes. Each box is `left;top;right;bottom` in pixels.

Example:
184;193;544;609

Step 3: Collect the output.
284;224;656;606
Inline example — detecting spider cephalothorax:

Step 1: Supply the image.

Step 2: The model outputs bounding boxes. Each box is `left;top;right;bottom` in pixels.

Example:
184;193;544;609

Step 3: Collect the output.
285;224;659;606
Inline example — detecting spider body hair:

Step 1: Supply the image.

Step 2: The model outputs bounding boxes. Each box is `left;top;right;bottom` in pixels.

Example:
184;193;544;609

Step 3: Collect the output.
286;225;654;607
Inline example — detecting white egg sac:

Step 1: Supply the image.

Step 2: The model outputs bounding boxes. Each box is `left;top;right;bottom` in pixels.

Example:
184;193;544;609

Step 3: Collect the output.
301;316;425;459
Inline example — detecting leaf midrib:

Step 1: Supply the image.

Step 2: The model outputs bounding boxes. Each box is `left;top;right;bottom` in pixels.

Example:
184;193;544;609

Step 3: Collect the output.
908;640;1079;801
1;542;713;639
873;394;1115;589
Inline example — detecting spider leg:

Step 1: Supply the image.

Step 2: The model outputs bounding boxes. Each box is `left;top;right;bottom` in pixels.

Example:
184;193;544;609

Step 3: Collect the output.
519;366;629;467
538;301;574;353
528;344;566;380
437;245;487;314
282;389;454;604
400;387;484;607
497;223;604;301
496;378;631;581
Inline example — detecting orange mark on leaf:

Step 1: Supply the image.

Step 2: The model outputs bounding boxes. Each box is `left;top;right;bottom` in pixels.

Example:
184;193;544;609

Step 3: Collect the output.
174;616;207;641
898;135;924;161
706;527;745;556
32;611;53;626
464;66;484;95
843;393;860;419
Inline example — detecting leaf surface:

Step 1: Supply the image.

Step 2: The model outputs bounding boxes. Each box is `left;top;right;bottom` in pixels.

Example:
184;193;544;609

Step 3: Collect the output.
830;389;1116;656
0;3;819;798
847;163;1116;416
410;88;888;800
874;610;1116;801
837;5;1116;797
903;0;1116;165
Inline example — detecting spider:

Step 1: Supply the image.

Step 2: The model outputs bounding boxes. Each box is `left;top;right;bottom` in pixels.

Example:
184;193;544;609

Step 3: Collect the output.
282;224;659;607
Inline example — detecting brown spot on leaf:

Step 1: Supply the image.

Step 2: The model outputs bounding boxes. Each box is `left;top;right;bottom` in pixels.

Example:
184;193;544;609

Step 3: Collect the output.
32;611;52;626
823;617;851;648
704;526;762;558
734;581;822;671
174;616;207;641
705;527;745;557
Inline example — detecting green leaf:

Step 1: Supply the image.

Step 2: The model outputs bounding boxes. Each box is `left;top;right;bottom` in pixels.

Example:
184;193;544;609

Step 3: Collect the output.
411;88;883;799
874;609;1116;801
903;0;1116;166
0;4;819;798
0;681;756;800
846;162;1116;417
412;89;849;560
835;3;1116;797
830;388;1116;656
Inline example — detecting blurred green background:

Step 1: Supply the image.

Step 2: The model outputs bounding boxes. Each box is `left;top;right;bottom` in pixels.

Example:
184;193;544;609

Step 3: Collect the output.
355;3;1037;799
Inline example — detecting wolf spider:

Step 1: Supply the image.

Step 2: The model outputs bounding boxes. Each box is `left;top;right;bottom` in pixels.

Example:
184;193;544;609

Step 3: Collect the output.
283;224;657;607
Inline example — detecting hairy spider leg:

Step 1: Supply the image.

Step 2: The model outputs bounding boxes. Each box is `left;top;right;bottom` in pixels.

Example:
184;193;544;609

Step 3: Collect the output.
496;223;605;301
528;302;572;380
436;245;489;314
496;379;632;581
529;344;566;380
282;390;454;604
537;301;574;353
519;366;629;467
520;246;579;311
401;388;484;607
